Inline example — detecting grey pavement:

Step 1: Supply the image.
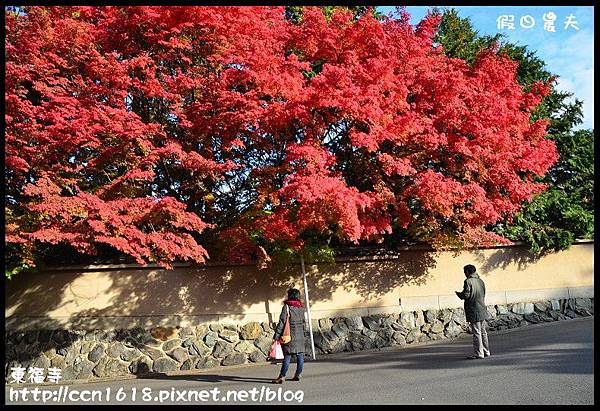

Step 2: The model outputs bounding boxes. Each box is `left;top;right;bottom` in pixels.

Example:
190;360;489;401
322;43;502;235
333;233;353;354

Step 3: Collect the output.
5;317;594;405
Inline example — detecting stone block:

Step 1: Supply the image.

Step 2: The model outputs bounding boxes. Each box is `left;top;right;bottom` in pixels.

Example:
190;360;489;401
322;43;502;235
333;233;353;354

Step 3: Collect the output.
332;322;349;338
234;341;255;354
249;350;266;363
222;352;246;366
179;327;195;340
168;347;189;363
392;332;407;345
438;309;453;324
399;312;416;329
88;344;105;363
430;321;445;334
162;339;182;352
345;316;364;331
107;342;126;358
511;302;534;315
153;357;179;373
425;310;438;323
213;340;234;358
445;322;462;338
575;298;592;310
415;310;426;327
347;332;373;351
240;322;262;340
362;316;381;330
120;348;140;362
139;345;164;361
218;330;239;344
204;332;219;347
405;329;421;344
180;359;194;370
254;336;272;355
486;306;497;319
189;341;211;356
496;304;509;315
319;318;333;331
196;356;220;369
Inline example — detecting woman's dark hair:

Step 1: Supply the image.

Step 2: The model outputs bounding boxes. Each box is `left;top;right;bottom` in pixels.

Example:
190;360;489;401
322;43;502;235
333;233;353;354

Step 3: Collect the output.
463;264;477;275
287;288;301;301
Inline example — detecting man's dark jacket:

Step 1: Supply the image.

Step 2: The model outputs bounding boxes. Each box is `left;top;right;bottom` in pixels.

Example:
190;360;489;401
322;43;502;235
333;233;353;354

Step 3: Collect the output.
457;272;489;323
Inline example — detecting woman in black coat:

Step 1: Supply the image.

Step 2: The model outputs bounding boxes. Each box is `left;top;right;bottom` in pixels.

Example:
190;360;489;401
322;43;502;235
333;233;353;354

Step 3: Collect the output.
272;288;306;383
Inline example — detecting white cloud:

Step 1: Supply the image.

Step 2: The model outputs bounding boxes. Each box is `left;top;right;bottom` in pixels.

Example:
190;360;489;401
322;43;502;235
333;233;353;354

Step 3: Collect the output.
540;28;594;129
451;6;595;130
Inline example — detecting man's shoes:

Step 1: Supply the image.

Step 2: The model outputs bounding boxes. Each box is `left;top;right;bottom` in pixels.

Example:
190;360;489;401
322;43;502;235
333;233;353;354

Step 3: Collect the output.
484;353;491;357
289;375;301;381
272;376;285;384
466;355;484;360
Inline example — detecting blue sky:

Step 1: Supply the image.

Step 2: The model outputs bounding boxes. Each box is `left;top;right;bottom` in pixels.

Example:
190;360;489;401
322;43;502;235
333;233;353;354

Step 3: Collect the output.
378;6;594;130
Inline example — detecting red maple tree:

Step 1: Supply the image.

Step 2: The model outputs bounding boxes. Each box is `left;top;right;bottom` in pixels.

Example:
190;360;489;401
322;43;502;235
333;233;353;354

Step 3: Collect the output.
5;7;557;270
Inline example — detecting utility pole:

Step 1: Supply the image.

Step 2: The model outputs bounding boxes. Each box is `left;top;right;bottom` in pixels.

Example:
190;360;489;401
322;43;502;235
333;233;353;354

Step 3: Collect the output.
300;255;316;360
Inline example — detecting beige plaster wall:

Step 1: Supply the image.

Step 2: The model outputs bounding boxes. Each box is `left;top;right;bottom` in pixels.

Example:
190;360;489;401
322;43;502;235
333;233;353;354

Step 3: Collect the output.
5;242;593;330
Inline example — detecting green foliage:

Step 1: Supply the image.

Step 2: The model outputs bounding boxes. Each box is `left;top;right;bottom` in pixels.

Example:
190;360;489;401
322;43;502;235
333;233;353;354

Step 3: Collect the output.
4;243;45;280
435;8;594;253
284;6;304;24
273;244;336;264
285;6;383;24
498;130;594;253
300;242;337;265
268;242;336;271
499;189;593;254
5;258;32;280
433;9;500;65
549;129;595;201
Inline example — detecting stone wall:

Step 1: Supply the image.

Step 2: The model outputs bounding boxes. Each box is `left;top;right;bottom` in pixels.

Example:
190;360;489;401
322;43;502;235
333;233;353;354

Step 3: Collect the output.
310;297;593;354
5;297;593;382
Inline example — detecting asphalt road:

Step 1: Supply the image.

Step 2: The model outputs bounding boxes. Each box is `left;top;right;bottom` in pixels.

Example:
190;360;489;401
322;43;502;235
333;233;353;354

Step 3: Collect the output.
5;317;594;405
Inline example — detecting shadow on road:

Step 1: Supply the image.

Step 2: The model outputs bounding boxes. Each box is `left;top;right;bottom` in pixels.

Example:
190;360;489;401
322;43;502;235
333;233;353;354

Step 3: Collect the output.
138;373;274;384
318;345;594;375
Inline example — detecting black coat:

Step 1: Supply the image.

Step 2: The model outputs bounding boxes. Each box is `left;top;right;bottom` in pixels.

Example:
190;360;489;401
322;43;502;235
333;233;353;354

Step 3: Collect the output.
456;272;489;323
273;304;306;354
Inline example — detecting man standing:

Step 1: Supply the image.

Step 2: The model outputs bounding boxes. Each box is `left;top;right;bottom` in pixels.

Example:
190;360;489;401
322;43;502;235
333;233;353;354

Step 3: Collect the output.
455;264;491;359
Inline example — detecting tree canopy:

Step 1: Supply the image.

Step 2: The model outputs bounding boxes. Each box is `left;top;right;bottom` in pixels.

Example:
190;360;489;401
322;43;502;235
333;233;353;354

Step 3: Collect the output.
433;8;594;254
5;6;559;276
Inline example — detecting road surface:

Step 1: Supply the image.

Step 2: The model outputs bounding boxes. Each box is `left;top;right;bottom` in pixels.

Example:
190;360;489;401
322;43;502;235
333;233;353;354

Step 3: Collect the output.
5;317;594;405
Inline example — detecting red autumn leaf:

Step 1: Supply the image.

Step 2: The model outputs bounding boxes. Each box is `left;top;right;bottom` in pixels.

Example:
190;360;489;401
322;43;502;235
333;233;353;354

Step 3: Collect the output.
5;7;557;268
